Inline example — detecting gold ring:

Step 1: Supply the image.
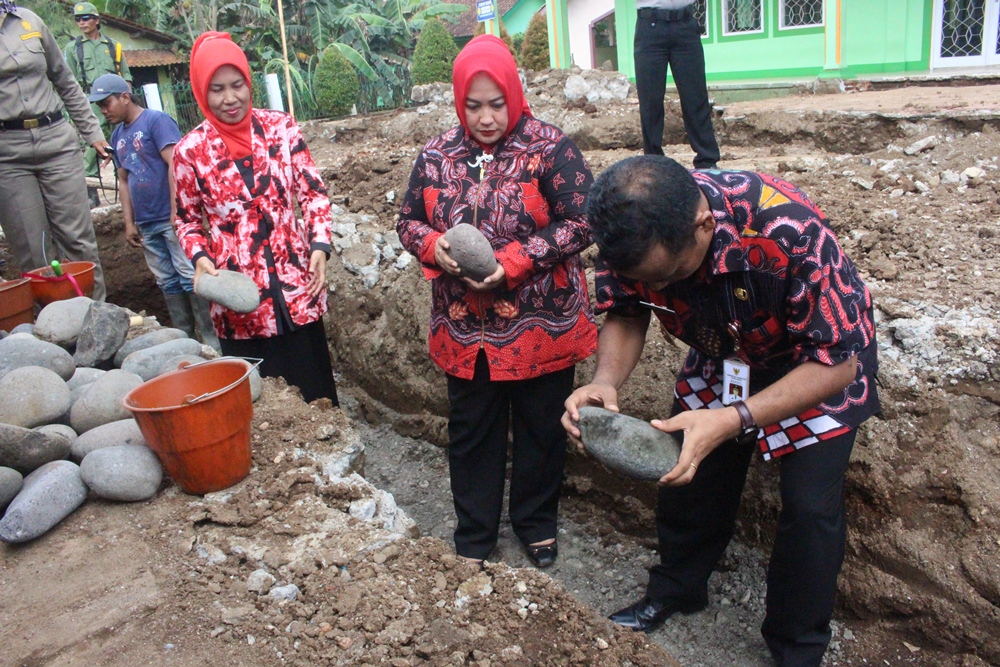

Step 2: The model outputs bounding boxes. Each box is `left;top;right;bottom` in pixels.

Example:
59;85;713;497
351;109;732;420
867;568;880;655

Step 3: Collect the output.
689;462;698;470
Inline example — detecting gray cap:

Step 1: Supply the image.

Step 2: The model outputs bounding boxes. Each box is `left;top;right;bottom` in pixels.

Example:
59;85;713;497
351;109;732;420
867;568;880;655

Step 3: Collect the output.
88;74;130;102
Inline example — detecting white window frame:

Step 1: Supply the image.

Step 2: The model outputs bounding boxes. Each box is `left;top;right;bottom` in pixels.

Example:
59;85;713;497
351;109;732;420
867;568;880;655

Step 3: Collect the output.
694;0;710;39
721;0;765;36
778;0;825;30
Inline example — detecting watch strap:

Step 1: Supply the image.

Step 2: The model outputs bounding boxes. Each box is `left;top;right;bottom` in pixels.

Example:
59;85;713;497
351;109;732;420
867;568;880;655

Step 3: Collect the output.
731;400;756;430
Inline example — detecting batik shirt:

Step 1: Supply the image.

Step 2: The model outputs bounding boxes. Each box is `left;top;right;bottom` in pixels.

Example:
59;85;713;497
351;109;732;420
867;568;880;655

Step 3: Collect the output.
174;109;332;340
595;170;880;459
397;116;598;381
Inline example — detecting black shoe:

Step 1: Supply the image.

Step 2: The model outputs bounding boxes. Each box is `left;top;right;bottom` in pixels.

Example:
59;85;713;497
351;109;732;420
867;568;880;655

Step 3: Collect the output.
608;596;708;633
525;542;557;568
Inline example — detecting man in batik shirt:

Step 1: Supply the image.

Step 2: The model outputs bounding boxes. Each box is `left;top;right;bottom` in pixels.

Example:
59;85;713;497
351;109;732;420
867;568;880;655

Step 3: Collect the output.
562;156;879;667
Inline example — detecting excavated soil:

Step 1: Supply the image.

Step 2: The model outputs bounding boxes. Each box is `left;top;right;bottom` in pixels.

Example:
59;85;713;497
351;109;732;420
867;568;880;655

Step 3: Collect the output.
3;81;1000;667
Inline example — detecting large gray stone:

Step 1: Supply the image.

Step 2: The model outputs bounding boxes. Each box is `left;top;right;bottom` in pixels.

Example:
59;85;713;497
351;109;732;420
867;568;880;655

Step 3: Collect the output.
0;366;71;428
70;369;144;434
114;328;188;368
0;424;71;474
157;354;206;379
35;423;78;443
73;302;132;368
0;335;75;381
443;224;497;282
576;407;683;481
67;367;106;391
70;418;146;463
195;270;260;314
0;460;87;543
33;297;94;348
0;466;22;513
10;323;34;336
80;445;162;501
121;338;204;382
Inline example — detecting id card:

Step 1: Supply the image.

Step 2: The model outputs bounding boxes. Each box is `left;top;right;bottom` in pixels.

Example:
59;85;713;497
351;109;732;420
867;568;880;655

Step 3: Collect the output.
722;357;750;405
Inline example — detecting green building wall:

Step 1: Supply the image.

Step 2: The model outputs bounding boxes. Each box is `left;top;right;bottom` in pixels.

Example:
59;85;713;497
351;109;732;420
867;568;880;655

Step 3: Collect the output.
505;0;546;36
606;0;931;83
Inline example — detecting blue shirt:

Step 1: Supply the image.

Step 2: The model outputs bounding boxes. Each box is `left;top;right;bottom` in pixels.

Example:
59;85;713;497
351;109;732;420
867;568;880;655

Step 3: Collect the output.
111;108;181;225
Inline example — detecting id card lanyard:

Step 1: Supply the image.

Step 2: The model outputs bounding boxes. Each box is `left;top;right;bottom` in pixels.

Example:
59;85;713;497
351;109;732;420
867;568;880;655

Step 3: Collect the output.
722;321;750;406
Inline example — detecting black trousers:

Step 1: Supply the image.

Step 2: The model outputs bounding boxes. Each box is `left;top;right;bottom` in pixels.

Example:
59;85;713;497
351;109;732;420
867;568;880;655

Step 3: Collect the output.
633;14;720;168
647;407;856;667
220;319;339;406
446;350;576;560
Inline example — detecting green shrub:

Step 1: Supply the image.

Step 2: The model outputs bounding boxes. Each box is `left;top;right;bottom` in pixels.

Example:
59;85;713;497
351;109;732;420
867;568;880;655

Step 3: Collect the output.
412;17;460;85
314;46;359;118
520;13;549;71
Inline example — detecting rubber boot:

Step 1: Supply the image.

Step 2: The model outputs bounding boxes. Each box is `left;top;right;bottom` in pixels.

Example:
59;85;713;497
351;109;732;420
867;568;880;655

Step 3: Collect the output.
189;292;221;352
163;292;196;339
87;186;101;208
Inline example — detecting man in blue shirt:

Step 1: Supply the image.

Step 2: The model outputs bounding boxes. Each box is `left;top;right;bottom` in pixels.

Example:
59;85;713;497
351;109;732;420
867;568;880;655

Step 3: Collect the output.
89;74;218;349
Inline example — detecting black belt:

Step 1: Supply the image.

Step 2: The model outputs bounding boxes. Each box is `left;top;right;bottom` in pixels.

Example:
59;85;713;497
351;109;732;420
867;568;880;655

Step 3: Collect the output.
0;111;64;131
637;5;695;21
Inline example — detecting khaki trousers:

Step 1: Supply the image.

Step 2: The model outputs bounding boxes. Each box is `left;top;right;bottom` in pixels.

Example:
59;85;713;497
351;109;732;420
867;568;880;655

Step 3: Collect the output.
0;118;106;300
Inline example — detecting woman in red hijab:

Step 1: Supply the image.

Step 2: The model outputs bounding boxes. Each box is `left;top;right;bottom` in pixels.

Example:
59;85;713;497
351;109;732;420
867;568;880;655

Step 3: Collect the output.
397;35;597;568
173;32;338;405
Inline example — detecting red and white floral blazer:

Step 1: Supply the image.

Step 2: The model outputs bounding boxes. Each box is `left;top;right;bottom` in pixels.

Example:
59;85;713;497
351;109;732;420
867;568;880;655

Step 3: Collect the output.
174;109;333;339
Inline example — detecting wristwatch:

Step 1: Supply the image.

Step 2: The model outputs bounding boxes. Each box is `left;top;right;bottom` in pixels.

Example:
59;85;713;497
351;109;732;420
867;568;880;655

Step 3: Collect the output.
731;400;759;446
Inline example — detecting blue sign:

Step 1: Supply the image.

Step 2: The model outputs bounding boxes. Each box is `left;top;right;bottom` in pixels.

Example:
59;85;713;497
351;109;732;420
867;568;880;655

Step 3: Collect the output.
476;0;496;22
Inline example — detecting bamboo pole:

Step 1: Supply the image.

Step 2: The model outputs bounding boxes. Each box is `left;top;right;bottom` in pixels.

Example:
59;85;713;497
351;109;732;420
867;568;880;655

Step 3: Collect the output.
275;0;295;118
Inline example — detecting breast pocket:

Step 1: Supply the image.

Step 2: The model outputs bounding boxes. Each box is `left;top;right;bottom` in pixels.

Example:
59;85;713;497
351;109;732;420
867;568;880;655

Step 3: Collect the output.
20;34;45;54
722;274;787;360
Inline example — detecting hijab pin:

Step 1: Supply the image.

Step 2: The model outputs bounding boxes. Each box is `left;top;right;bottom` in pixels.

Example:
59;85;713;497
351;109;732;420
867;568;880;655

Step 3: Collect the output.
468;153;494;169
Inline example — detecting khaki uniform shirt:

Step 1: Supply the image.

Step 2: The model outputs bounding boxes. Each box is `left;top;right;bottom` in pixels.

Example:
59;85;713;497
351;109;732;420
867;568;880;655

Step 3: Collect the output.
0;7;101;143
62;32;131;92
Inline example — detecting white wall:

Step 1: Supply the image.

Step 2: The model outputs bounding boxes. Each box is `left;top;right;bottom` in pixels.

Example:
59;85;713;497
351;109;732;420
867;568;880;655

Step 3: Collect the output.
567;0;616;69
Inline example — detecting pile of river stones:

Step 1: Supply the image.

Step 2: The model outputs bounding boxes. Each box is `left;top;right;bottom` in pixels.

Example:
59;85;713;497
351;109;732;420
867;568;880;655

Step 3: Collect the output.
0;296;261;545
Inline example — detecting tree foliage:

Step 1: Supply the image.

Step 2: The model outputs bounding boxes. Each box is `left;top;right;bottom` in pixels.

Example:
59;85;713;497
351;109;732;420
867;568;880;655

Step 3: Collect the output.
314;44;360;117
411;17;458;84
519;12;549;71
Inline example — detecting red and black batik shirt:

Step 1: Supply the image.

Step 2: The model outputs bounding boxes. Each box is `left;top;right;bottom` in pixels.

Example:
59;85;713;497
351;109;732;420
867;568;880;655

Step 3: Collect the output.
397;116;598;381
595;170;880;460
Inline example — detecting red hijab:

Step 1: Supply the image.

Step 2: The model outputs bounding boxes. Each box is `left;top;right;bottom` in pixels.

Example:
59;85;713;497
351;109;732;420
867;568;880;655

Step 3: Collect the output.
452;34;531;142
190;32;253;158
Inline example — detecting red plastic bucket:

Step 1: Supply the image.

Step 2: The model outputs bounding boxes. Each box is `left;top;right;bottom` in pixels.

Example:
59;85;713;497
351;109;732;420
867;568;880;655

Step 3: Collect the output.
123;358;256;495
0;278;33;331
24;261;96;305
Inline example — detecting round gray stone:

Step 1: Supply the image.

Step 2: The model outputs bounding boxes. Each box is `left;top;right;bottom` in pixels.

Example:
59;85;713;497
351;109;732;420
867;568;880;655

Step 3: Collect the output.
10;323;34;336
0;466;22;513
70;418;146;463
70;369;144;434
0;423;71;474
35;423;78;443
34;297;94;348
195;270;260;314
0;335;76;381
80;445;162;501
74;302;132;368
121;338;204;382
157;354;206;379
67;367;106;391
114;328;188;368
577;406;683;481
0;460;88;543
443;224;497;281
0;366;71;429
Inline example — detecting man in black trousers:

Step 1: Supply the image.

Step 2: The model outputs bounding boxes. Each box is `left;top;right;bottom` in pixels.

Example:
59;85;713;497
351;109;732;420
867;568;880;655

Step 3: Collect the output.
634;0;720;168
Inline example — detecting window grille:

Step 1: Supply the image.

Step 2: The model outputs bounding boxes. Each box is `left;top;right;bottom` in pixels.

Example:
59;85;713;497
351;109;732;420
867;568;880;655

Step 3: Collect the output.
780;0;824;29
723;0;762;34
694;0;708;37
940;0;985;57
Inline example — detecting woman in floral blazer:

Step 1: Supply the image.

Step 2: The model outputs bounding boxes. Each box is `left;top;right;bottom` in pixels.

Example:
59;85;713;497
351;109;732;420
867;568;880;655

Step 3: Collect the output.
173;32;337;404
397;35;597;568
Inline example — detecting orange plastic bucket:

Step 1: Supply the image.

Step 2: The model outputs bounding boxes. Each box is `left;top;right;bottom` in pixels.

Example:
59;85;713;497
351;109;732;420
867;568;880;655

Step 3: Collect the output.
24;261;96;305
0;278;33;331
123;358;256;495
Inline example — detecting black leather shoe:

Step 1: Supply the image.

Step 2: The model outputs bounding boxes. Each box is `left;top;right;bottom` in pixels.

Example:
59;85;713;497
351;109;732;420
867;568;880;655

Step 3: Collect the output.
525;542;557;568
608;596;708;633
